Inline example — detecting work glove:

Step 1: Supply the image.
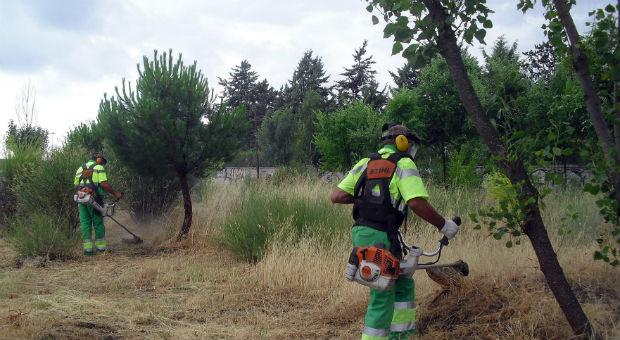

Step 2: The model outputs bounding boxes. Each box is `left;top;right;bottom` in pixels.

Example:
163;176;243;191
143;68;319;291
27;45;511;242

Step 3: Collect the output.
440;218;459;240
114;191;124;200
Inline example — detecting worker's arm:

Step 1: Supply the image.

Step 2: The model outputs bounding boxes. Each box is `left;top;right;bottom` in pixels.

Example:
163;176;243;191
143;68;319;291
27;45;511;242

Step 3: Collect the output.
407;197;445;230
100;181;123;199
331;187;354;204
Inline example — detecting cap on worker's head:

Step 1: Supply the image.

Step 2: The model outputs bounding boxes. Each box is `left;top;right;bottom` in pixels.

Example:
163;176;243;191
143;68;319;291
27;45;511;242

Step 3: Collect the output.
381;122;420;144
92;151;107;165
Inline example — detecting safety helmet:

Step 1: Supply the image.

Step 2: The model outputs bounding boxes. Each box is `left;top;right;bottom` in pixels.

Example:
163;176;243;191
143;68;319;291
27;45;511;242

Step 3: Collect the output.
92;151;107;165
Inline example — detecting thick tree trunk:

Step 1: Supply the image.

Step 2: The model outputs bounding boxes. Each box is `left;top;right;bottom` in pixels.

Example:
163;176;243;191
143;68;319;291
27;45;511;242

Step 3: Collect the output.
176;172;193;241
422;0;596;337
552;0;620;212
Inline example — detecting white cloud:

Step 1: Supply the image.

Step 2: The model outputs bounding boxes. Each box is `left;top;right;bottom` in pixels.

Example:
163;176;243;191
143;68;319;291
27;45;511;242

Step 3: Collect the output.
0;0;607;147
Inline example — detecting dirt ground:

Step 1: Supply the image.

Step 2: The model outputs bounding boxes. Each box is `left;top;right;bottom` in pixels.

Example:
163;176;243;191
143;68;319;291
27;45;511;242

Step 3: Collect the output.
1;214;619;339
0;222;363;340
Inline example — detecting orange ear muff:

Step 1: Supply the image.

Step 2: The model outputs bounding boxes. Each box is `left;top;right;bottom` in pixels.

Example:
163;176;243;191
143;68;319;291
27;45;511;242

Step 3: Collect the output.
395;135;409;152
96;157;103;164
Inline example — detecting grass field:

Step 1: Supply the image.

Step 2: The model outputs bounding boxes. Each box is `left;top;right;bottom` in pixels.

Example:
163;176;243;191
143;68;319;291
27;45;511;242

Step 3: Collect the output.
0;178;618;339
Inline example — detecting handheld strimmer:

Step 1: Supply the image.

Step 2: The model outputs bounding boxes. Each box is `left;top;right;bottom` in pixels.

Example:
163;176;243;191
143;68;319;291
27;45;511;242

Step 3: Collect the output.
345;217;468;291
74;192;144;244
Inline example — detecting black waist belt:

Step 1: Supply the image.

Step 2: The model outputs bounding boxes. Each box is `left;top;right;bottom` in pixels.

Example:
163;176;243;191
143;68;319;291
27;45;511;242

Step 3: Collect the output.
353;219;403;259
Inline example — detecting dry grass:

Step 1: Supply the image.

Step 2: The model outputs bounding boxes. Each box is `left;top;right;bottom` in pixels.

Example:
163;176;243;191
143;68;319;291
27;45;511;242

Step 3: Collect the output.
0;178;618;339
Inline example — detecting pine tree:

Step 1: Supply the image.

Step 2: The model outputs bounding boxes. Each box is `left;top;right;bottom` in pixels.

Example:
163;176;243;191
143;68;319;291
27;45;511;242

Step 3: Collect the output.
284;50;330;113
336;40;387;110
99;50;247;239
218;60;259;109
389;62;419;89
218;60;277;171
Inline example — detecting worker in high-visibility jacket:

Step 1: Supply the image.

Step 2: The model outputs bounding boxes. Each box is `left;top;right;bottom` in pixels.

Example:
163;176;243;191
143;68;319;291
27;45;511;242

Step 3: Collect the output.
74;152;123;255
330;123;460;340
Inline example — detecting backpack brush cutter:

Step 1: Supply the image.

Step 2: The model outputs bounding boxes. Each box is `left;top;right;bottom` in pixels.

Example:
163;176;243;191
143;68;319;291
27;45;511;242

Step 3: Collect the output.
74;192;144;244
345;217;468;291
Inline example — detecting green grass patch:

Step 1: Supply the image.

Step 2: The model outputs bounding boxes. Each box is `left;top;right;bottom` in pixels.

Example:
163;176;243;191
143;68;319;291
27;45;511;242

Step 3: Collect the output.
218;181;350;262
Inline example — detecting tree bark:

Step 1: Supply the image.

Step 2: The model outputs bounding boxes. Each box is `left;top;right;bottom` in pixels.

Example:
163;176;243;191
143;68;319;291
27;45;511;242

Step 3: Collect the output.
422;0;596;337
552;0;620;211
177;172;193;240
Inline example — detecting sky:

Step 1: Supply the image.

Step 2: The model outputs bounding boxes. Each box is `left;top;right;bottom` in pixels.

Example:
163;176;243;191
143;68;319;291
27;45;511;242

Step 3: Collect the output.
0;0;607;147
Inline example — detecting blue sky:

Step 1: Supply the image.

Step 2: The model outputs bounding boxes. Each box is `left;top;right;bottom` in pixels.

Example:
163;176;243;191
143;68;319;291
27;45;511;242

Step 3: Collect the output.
0;0;607;146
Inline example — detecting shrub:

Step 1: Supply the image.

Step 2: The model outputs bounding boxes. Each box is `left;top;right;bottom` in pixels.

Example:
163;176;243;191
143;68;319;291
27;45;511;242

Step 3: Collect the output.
1;142;46;227
14;144;87;229
219;180;350;262
6;212;79;259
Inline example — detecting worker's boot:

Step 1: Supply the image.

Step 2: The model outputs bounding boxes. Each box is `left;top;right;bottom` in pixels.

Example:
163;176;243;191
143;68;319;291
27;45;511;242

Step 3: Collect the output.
83;241;94;256
95;239;107;253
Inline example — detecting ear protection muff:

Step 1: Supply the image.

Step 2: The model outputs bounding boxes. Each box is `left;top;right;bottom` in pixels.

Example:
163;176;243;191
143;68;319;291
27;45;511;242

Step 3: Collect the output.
395;135;410;152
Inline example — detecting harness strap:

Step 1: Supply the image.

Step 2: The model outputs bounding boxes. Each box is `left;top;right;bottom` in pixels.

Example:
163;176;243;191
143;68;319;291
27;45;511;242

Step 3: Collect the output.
352;151;412;259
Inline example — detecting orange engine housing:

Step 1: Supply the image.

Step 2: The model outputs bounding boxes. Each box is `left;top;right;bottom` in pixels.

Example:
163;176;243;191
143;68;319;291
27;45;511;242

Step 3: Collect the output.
351;245;400;281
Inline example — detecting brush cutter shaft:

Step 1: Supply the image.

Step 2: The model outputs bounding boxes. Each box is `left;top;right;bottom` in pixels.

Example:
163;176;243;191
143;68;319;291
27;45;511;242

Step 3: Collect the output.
399;216;461;276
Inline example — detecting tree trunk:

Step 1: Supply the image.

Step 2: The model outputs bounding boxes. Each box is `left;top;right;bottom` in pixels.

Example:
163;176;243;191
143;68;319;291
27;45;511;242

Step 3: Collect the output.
422;0;596;337
176;172;193;241
552;0;620;212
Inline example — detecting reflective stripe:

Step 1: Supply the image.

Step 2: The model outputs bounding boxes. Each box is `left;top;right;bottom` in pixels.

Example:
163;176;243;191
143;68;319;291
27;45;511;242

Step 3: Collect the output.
83;241;93;250
362;326;389;337
95;240;107;250
390;321;416;332
350;163;368;175
394;301;415;309
395;167;420;179
392;307;416;324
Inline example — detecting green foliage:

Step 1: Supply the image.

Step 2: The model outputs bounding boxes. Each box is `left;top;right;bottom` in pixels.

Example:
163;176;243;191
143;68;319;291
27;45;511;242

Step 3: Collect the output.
14;144;87;229
472;171;526;247
219;60;277;150
314;102;383;171
258;107;296;165
336;40;387;110
291;91;323;166
100;50;243;179
3;143;86;259
99;49;248;236
448;143;483;187
6;120;48;153
66;121;105;154
366;0;492;67
6;212;79;260
218;181;349;262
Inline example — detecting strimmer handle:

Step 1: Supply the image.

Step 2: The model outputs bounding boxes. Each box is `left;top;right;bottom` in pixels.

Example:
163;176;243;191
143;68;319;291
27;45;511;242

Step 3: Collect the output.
439;216;462;246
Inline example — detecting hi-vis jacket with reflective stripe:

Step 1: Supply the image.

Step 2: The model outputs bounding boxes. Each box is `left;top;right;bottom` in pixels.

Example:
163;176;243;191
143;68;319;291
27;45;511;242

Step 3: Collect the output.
337;144;429;211
74;160;108;190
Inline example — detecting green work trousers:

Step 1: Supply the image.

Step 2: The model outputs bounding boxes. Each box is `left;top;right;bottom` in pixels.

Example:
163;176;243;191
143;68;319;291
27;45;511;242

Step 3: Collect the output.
78;203;106;253
353;226;417;340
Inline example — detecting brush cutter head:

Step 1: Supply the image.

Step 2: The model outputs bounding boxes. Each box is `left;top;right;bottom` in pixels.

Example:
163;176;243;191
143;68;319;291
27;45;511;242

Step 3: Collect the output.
425;260;469;290
121;237;144;245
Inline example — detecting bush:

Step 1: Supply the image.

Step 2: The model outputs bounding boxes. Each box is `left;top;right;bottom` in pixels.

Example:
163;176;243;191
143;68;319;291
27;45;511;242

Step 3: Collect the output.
219;180;350;262
6;212;79;259
14;144;87;229
1;142;46;227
